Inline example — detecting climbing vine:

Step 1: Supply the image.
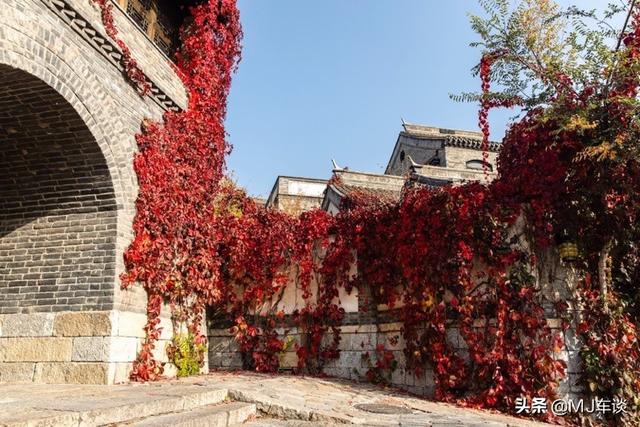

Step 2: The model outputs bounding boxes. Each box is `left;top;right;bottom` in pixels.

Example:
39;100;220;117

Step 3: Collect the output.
116;0;243;380
360;344;398;385
91;0;151;94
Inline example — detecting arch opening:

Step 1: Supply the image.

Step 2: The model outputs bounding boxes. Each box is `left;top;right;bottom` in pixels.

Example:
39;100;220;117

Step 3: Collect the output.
0;64;118;314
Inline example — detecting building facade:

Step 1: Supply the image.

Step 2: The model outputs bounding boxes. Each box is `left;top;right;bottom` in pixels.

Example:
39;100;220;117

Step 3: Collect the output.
266;122;500;215
218;126;585;402
0;0;500;385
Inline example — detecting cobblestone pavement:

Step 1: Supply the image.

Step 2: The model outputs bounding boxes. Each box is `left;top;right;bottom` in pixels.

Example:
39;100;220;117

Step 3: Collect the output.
0;371;552;426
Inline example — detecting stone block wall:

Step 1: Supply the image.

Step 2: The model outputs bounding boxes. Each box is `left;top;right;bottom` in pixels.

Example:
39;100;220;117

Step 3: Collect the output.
443;146;498;170
209;316;582;401
0;310;178;384
551;318;585;401
208;249;584;401
208;321;437;397
207;220;585;399
317;322;436;396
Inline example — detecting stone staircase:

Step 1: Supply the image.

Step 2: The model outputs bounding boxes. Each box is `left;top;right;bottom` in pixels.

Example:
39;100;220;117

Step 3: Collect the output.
122;401;256;427
0;386;256;427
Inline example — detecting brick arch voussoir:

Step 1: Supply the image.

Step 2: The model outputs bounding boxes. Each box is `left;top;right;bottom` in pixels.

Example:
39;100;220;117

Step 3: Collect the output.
0;42;130;212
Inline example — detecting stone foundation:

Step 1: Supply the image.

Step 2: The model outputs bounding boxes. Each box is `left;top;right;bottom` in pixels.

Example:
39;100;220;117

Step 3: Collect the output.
209;317;583;400
0;310;178;384
208;321;440;397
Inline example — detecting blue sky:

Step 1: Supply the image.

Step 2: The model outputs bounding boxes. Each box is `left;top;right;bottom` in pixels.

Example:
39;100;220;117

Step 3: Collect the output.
225;0;605;198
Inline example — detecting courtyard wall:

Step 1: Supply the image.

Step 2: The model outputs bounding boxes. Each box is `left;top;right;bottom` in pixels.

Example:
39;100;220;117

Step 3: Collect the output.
208;236;585;402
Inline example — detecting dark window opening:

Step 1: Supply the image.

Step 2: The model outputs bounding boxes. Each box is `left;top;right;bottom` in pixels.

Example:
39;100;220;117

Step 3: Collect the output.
466;159;493;172
119;0;201;58
400;150;405;162
428;149;441;166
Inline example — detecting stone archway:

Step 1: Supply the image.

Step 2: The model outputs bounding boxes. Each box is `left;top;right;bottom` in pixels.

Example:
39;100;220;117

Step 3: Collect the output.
0;64;118;314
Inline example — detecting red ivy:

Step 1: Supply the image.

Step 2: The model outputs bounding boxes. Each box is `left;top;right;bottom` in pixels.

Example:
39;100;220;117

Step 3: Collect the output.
118;0;243;380
91;0;151;94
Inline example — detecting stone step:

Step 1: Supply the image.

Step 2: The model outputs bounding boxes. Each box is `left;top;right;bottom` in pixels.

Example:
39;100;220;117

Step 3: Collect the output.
0;386;230;427
81;387;230;426
124;402;257;427
231;419;336;426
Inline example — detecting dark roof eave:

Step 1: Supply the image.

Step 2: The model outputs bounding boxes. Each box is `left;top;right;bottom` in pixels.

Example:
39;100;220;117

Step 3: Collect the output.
400;131;501;152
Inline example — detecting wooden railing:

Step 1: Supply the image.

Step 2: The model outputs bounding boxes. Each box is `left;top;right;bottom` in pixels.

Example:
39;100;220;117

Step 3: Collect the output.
117;0;177;57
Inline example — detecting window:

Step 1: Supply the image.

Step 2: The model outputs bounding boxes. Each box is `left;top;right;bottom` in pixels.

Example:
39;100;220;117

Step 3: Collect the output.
466;159;493;172
120;0;191;58
428;156;441;166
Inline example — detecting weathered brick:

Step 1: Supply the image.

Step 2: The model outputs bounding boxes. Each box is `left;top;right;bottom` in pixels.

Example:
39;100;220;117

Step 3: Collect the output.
0;0;185;319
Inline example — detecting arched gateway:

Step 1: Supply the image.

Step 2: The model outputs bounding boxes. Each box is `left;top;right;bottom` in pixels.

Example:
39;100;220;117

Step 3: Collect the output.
0;0;187;384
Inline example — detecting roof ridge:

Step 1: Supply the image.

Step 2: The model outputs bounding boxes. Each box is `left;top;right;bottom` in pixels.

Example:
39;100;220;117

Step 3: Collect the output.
444;134;501;151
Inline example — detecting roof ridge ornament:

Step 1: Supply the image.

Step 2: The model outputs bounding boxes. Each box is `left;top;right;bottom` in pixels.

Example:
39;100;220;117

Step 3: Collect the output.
401;117;409;131
406;155;420;169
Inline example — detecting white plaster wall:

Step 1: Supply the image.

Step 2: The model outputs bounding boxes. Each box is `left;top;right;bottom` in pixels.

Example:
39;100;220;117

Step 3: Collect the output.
444;146;498;170
287;180;327;197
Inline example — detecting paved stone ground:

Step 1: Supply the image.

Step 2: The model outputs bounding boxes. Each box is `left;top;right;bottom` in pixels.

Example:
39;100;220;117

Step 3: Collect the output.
0;371;552;426
192;372;551;426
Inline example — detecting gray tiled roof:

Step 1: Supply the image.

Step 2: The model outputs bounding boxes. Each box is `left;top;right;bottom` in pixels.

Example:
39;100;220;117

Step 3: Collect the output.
444;135;501;152
330;182;402;203
399;122;501;152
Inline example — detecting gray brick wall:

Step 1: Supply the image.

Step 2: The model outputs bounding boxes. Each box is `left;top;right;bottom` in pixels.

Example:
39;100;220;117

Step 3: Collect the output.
0;65;117;314
0;0;188;315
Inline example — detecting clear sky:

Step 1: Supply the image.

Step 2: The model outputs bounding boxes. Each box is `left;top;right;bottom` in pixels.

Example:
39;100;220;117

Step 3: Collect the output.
225;0;605;198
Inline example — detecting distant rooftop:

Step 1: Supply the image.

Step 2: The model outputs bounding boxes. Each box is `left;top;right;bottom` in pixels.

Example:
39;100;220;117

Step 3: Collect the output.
321;168;406;213
265;175;329;215
402;123;483;138
400;122;501;152
265;122;501;215
330;168;404;201
252;197;267;207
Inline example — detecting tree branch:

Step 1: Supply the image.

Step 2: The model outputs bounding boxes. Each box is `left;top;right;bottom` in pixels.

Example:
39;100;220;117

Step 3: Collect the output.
598;237;614;313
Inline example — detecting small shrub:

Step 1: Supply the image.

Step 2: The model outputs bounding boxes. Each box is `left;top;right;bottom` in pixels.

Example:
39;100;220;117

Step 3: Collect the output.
167;333;206;377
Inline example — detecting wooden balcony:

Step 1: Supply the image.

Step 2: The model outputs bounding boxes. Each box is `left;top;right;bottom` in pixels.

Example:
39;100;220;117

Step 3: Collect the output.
116;0;181;57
